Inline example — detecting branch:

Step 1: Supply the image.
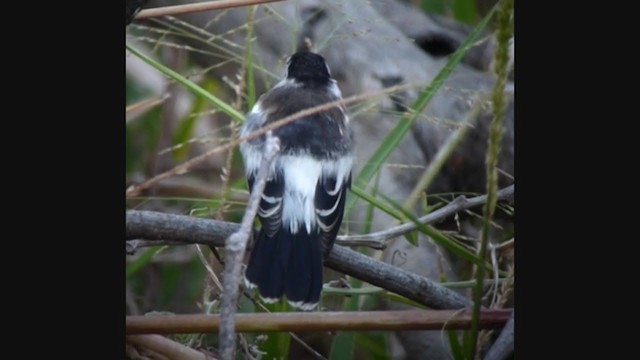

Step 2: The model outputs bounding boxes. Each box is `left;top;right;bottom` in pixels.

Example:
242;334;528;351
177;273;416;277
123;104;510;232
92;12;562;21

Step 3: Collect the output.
127;334;210;359
126;309;512;334
135;0;285;20
219;132;280;360
126;213;471;310
125;185;514;252
336;185;514;246
327;245;470;308
483;311;514;360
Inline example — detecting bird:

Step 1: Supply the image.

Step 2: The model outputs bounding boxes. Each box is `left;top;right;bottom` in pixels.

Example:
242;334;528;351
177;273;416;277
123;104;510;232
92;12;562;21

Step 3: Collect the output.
239;51;354;311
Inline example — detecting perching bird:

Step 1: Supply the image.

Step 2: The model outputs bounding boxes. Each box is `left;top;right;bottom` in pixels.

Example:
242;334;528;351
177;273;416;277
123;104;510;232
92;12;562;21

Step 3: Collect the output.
239;51;354;310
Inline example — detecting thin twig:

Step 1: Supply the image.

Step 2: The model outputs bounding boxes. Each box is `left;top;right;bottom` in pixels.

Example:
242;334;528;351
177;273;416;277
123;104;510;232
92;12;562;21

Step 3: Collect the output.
126;334;211;360
126;83;413;197
483;312;514;360
126;309;512;334
126;93;171;123
219;132;280;360
135;0;285;20
338;185;514;247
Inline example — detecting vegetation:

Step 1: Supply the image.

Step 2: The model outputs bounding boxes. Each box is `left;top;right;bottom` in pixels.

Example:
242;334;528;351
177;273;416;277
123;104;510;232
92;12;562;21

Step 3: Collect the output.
125;0;514;359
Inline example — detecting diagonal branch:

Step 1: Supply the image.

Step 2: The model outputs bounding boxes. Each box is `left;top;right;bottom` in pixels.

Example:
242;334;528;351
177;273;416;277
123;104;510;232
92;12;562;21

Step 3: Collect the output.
219;132;280;360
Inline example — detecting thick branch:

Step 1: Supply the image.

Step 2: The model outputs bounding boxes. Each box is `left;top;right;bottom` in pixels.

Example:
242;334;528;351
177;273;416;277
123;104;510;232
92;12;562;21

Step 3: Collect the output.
126;309;512;334
483;311;514;360
326;245;469;308
126;211;471;309
126;185;513;252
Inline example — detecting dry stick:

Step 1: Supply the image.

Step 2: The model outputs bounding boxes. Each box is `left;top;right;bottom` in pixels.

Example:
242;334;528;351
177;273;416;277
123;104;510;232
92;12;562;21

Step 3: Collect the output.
127;334;209;360
126;83;412;197
483;311;514;360
219;132;280;360
126;309;512;334
135;0;285;20
337;185;514;246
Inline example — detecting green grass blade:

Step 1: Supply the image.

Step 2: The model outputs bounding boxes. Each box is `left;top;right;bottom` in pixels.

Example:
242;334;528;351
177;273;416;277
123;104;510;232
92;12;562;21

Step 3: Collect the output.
448;330;465;360
330;173;381;360
467;0;513;357
126;43;244;122
329;327;356;360
346;4;498;213
126;246;167;278
354;332;390;360
259;300;291;360
462;329;473;359
349;186;406;223
172;80;214;161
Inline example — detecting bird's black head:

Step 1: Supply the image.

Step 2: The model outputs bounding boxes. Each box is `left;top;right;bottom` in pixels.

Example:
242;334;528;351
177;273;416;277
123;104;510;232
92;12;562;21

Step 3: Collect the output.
285;51;332;86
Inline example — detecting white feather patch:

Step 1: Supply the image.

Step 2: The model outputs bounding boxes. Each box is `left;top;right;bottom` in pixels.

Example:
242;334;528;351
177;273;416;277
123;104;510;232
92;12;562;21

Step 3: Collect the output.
279;156;323;234
288;300;318;311
277;154;353;235
328;79;342;99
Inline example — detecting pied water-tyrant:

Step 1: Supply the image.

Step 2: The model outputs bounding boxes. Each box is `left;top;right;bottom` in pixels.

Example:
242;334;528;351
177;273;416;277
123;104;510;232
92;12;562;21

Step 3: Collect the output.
239;51;354;310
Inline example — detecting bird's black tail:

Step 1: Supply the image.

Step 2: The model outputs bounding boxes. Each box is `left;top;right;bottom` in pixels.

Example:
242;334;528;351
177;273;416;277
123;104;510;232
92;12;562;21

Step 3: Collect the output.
245;228;323;311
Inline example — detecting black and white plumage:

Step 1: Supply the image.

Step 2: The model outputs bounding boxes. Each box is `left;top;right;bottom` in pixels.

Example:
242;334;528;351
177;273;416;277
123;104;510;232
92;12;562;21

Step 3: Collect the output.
240;51;354;310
